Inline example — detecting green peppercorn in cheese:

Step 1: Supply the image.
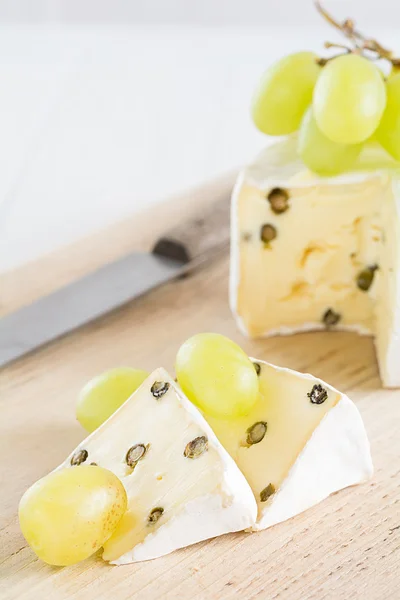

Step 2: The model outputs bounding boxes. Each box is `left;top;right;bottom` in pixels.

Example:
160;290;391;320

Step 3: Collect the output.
230;138;400;387
205;359;373;530
57;368;257;564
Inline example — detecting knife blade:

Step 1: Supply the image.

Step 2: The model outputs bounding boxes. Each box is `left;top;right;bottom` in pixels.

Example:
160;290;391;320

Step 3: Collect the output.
0;188;231;367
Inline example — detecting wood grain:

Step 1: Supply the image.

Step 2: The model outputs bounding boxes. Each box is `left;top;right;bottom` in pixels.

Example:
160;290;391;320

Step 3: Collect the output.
1;176;399;600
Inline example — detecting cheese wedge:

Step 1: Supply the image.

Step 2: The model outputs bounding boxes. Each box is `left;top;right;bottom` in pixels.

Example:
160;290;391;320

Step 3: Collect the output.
230;138;400;387
206;359;373;530
58;368;257;564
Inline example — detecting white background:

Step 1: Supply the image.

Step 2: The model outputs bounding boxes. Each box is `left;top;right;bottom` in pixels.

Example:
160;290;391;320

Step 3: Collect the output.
1;0;398;272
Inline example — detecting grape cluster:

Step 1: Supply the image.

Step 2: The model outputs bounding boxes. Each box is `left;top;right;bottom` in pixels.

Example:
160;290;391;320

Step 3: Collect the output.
252;51;400;176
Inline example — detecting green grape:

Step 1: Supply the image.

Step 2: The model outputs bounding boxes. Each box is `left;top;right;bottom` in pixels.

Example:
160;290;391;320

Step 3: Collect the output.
298;107;362;176
313;54;386;144
19;466;127;566
376;73;400;160
175;333;259;419
251;52;321;135
77;367;149;432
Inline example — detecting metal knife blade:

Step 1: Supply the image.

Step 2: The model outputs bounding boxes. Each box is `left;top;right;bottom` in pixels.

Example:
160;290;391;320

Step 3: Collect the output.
0;188;231;367
0;253;185;368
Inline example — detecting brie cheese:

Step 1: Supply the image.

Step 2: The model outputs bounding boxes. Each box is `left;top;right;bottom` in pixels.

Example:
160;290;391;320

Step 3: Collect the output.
58;368;257;564
230;138;400;387
206;359;373;531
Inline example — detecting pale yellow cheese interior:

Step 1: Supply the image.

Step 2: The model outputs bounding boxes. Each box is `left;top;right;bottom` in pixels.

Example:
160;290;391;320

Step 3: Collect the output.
206;361;340;518
59;370;228;563
235;175;394;336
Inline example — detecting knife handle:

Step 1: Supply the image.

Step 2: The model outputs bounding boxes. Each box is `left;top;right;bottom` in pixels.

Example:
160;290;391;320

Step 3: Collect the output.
152;189;232;264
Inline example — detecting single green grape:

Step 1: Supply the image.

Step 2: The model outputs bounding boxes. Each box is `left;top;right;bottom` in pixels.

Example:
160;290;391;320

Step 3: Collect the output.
298;107;362;176
313;54;386;144
77;367;149;432
251;51;321;135
175;333;259;419
19;466;127;566
375;73;400;161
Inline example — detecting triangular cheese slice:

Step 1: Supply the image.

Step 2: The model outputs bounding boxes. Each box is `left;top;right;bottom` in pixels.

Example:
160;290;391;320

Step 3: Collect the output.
206;359;373;531
58;368;257;564
230;137;400;387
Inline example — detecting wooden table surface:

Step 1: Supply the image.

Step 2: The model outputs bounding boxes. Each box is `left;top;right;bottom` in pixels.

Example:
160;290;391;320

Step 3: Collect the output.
1;176;400;600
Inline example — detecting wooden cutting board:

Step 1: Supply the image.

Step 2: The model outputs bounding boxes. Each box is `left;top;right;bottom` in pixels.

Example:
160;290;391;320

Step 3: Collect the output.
1;175;399;600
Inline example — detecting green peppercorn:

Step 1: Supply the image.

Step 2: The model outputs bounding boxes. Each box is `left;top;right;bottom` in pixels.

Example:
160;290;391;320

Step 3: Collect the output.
356;265;378;292
322;308;341;327
260;224;277;244
267;188;290;214
260;483;276;502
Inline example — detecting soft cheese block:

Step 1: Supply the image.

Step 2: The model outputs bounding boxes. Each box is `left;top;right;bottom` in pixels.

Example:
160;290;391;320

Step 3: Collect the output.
206;359;373;531
230;138;400;387
58;368;257;564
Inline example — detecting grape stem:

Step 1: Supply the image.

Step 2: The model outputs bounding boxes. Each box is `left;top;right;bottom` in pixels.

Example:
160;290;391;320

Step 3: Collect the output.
315;1;400;65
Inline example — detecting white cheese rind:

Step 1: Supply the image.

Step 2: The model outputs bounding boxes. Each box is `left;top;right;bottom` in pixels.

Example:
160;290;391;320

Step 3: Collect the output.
373;178;400;387
115;492;252;564
58;368;257;565
230;140;400;387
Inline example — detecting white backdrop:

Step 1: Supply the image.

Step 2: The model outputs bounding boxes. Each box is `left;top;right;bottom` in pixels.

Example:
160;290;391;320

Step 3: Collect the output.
0;0;397;27
0;0;398;272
